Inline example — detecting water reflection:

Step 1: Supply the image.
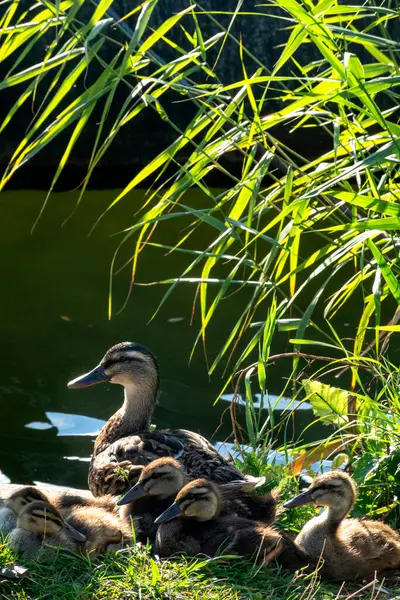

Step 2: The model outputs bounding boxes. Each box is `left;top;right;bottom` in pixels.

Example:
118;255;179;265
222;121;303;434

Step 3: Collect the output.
221;393;312;411
0;189;339;488
0;471;10;484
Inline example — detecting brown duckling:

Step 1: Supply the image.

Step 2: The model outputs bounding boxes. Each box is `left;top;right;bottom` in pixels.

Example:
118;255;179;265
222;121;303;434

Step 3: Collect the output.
1;486;132;555
284;470;400;580
117;457;186;543
8;501;86;557
0;487;49;536
118;457;277;545
154;478;309;570
0;485;118;536
67;342;263;496
67;505;134;554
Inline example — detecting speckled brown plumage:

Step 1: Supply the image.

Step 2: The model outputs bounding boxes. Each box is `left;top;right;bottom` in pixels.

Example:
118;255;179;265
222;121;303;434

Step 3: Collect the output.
68;342;256;497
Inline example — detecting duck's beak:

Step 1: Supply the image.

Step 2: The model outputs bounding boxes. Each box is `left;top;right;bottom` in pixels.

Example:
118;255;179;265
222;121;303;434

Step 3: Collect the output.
117;483;147;505
283;490;314;508
67;364;109;389
63;522;87;543
154;502;183;524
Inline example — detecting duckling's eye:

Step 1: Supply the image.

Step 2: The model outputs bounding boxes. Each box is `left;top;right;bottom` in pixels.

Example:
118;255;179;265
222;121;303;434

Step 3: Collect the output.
184;493;198;501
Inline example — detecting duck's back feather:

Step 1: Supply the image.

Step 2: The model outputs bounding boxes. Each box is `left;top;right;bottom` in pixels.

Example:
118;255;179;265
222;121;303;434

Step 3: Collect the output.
89;429;245;497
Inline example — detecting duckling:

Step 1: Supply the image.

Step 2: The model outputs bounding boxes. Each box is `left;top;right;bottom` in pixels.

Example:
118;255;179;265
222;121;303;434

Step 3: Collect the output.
8;501;87;557
67;342;262;496
118;457;277;544
0;485;119;537
0;487;49;536
1;486;131;555
117;457;186;543
67;505;134;554
284;470;400;580
154;478;309;570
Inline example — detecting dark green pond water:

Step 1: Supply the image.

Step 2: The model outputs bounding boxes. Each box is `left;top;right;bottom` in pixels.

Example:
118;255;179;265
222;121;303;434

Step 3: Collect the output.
0;189;325;489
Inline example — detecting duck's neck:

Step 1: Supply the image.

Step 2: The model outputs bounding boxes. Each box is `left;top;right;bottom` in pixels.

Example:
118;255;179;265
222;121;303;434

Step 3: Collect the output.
94;379;157;455
121;383;155;431
322;499;353;526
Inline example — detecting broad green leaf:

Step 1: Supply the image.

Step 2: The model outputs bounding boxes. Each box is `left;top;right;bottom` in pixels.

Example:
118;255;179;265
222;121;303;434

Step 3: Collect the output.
303;379;352;427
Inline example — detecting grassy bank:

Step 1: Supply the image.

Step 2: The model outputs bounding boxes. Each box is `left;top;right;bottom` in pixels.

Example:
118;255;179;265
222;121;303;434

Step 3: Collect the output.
2;539;399;600
2;460;400;600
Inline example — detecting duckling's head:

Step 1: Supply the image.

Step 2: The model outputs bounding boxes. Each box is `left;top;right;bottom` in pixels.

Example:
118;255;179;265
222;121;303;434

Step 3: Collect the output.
155;479;221;524
70;507;133;554
118;458;186;505
284;470;357;512
17;501;87;542
6;487;50;515
67;342;159;390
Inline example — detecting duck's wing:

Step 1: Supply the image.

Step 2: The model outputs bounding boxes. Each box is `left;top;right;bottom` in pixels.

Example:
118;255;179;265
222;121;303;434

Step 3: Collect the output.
165;429;251;484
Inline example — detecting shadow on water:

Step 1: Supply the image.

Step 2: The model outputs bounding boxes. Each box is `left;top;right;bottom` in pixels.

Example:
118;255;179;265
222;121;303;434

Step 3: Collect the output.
0;189;333;487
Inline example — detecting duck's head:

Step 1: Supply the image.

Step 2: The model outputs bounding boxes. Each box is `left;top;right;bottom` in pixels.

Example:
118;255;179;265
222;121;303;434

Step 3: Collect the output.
155;478;221;524
17;501;87;542
283;470;357;512
118;458;186;505
6;486;50;515
67;342;159;390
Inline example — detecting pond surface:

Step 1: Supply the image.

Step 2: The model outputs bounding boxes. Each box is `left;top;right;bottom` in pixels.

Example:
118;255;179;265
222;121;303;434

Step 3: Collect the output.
0;189;333;488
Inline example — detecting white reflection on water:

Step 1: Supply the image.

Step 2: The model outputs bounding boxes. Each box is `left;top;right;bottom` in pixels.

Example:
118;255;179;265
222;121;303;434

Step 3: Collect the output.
63;456;91;462
26;412;105;437
46;412;105;436
221;393;312;411
0;470;10;484
25;421;53;430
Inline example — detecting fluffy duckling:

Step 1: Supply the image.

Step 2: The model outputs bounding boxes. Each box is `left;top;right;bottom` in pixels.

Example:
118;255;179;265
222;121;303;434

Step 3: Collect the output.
67;505;134;554
117;457;186;543
0;485;118;536
1;486;131;555
0;487;49;536
8;501;86;557
154;478;309;569
284;470;400;580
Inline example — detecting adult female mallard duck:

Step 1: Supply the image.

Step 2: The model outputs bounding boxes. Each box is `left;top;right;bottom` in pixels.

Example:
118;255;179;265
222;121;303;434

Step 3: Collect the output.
68;342;262;497
153;478;309;570
284;470;400;580
8;501;87;557
118;457;277;543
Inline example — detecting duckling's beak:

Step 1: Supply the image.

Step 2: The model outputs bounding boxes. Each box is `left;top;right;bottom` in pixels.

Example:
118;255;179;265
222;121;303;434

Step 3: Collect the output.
154;502;183;524
63;522;87;543
283;490;314;508
67;364;109;389
117;483;147;505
